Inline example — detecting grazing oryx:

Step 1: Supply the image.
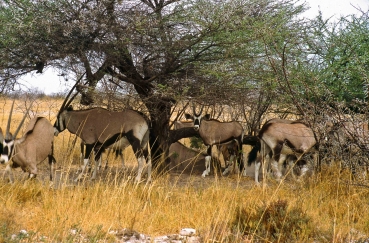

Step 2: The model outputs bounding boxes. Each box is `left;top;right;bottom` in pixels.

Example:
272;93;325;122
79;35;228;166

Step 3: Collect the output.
248;118;317;184
54;104;152;183
80;137;129;170
185;106;244;177
0;101;55;183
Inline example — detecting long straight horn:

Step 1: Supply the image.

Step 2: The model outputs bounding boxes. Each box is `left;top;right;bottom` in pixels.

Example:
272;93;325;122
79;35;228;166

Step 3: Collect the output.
12;100;34;139
58;72;86;115
199;104;204;115
5;100;15;140
192;102;198;116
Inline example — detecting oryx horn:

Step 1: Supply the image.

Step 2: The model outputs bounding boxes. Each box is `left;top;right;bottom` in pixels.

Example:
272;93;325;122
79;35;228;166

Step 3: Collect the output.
192;102;203;117
12;101;34;139
5;100;15;140
58;72;86;115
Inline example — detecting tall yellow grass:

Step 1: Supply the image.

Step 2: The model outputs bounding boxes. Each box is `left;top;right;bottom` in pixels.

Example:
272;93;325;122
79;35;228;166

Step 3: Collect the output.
0;98;368;242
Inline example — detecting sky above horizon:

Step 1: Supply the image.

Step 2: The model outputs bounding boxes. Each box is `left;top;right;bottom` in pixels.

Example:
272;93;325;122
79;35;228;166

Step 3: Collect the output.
19;0;369;94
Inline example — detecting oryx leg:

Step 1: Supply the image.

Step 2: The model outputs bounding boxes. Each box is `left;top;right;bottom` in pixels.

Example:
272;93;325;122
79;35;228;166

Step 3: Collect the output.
143;146;152;183
134;149;152;184
130;138;151;183
103;147;113;170
258;141;271;184
91;147;104;180
285;155;298;180
222;154;235;176
48;144;56;181
5;163;14;183
118;138;130;169
75;144;93;182
241;152;248;177
202;146;212;177
271;153;287;181
119;151;125;169
254;156;261;184
298;159;309;179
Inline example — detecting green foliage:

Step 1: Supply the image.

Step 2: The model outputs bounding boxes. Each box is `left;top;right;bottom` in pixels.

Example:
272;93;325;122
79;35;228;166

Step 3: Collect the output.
309;13;369;105
231;200;315;242
189;136;204;149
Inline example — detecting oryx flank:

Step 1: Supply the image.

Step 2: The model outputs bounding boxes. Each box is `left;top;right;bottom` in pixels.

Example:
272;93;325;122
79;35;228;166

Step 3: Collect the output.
185;106;244;177
0;100;55;183
248;118;317;184
54;105;151;183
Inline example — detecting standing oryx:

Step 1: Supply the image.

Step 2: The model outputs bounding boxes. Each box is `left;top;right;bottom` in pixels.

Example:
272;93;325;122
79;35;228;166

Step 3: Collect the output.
173;119;240;175
54;103;152;183
0;100;55;183
248;118;317;184
185;106;244;177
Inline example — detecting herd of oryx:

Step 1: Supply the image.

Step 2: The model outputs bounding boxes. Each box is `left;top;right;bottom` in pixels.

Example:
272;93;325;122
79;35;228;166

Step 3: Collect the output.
1;95;368;184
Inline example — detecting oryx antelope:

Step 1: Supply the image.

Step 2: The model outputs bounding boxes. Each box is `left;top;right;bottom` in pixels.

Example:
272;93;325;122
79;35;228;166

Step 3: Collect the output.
54;100;151;183
80;137;129;170
174;119;241;176
185;106;244;177
0;101;55;183
248;118;307;182
248;118;317;184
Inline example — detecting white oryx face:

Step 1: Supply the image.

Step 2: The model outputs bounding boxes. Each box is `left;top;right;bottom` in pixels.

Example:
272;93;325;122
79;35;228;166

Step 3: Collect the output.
193;114;202;131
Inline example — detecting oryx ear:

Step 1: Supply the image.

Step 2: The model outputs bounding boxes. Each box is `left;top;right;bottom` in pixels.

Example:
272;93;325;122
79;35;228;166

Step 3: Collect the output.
204;114;211;120
184;113;193;120
0;128;3;142
67;105;74;111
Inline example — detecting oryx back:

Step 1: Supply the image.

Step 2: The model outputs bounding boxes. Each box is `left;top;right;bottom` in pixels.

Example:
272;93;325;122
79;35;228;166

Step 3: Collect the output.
260;122;316;154
62;108;148;145
173;121;194;130
199;120;243;146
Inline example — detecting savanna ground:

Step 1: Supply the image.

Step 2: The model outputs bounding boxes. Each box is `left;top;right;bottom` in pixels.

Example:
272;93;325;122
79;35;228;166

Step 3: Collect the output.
1;98;369;242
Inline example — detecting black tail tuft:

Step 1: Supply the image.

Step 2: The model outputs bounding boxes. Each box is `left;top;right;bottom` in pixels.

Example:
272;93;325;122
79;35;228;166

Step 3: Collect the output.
247;140;260;166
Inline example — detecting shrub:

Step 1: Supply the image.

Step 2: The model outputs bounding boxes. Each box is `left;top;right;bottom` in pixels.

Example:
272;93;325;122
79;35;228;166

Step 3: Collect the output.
231;199;315;242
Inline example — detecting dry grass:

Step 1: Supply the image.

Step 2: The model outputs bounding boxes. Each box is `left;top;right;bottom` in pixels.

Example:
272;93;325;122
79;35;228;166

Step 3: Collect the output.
0;99;369;242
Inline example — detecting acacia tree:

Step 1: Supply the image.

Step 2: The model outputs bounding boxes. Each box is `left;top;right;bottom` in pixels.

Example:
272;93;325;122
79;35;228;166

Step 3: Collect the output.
0;0;310;170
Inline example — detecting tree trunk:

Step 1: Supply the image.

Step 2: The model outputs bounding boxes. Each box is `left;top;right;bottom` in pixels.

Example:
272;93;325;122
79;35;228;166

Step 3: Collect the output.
143;95;173;173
